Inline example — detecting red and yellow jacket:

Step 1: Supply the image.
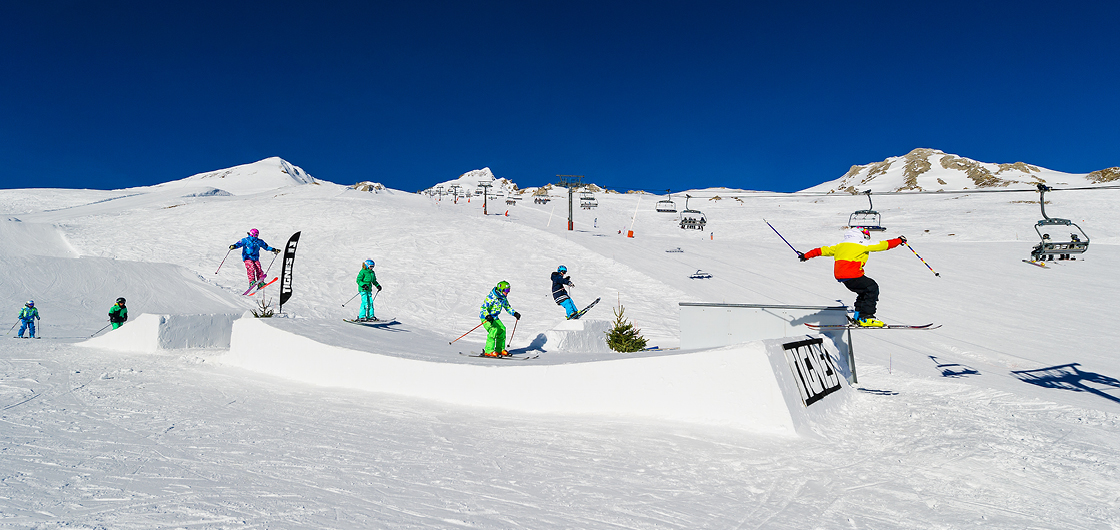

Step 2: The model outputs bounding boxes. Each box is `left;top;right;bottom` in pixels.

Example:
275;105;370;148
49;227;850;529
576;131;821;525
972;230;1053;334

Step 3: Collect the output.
804;232;903;280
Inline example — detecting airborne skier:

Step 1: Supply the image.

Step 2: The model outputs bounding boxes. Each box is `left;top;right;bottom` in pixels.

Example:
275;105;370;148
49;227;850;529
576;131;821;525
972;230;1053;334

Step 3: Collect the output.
108;297;128;329
799;228;906;327
479;281;520;357
551;265;579;319
229;229;280;290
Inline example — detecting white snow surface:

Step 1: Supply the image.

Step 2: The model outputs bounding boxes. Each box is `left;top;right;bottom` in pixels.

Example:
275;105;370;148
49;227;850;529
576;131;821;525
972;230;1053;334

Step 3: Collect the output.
2;153;1120;528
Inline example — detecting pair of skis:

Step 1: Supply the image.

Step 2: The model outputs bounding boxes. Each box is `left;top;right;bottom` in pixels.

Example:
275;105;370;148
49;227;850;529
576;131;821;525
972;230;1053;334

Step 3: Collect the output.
568;297;601;320
343;317;397;326
242;276;278;295
459;351;539;360
805;322;940;331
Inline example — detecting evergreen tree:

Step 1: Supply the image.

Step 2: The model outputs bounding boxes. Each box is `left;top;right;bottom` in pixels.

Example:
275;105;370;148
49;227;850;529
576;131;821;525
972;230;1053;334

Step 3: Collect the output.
605;304;647;352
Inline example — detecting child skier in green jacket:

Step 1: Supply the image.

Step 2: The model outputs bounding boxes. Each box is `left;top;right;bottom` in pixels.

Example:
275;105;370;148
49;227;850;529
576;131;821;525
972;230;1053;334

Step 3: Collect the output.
17;301;39;339
479;281;520;357
108;298;128;329
355;260;382;322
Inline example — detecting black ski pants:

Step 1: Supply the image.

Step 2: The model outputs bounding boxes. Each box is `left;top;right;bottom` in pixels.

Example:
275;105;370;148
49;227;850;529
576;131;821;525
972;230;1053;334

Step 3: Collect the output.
842;275;880;318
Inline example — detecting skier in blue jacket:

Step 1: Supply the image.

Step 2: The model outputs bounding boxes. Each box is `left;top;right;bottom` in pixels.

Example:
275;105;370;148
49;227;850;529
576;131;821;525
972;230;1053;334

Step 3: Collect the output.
551;265;579;319
229;229;280;289
17;301;39;339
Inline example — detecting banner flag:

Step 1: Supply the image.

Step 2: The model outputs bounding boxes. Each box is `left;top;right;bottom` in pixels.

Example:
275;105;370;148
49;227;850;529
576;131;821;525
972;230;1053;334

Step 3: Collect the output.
279;231;301;312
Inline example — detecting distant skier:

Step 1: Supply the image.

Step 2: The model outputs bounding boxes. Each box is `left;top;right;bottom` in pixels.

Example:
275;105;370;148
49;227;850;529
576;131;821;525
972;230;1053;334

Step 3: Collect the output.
355;260;382;322
479;281;520;357
229;229;280;289
17;300;39;339
109;297;128;329
551;265;579;319
799;228;906;327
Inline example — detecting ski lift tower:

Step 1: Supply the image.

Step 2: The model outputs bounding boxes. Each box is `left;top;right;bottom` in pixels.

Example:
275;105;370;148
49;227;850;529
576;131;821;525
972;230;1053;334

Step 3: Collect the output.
478;182;493;215
557;175;584;230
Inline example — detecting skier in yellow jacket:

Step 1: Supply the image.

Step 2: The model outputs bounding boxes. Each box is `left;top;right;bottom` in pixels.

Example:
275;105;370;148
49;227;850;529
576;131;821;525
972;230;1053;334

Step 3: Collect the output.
800;228;905;327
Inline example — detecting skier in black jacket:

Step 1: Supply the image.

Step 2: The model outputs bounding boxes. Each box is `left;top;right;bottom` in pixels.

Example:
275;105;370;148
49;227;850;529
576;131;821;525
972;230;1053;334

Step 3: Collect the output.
551;265;579;319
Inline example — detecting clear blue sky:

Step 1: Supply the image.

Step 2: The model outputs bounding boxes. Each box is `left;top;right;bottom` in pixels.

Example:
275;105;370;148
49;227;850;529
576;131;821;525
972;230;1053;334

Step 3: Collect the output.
2;1;1117;193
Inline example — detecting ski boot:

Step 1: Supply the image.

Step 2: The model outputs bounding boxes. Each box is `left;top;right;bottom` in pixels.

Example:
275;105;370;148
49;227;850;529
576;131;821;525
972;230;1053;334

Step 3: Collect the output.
482;351;501;358
857;316;885;328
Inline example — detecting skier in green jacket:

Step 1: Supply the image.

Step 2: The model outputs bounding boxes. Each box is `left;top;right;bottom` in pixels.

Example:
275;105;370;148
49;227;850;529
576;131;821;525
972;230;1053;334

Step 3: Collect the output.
17;301;39;339
108;298;128;329
479;281;520;357
356;260;382;321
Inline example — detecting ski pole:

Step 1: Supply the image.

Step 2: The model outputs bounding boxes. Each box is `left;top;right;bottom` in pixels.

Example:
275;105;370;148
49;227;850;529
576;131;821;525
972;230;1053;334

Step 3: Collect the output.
215;247;233;274
90;323;112;337
449;321;484;345
263;250;280;276
507;318;519;349
342;292;360;307
8;320;18;335
903;241;940;277
764;219;802;256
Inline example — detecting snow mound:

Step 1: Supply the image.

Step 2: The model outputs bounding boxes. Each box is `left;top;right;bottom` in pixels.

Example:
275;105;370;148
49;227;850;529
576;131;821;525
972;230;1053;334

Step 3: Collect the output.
542;319;612;353
801;148;1097;193
141;157;321;196
79;313;240;352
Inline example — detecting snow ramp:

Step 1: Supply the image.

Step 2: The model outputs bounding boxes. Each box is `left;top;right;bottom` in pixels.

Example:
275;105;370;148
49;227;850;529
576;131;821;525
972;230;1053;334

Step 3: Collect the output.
78;313;241;352
222;318;850;436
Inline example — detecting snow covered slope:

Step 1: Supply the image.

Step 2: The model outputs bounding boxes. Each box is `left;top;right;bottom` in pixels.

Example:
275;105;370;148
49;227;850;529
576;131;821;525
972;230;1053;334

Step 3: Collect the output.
2;152;1120;528
139;156;322;195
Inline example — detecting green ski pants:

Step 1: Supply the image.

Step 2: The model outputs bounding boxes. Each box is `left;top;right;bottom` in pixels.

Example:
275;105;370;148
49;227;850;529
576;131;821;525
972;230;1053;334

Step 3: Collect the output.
482;318;506;354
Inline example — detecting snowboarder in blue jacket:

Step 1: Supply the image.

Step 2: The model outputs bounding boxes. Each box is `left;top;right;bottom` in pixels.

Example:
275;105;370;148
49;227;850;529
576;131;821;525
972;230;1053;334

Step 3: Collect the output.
551;265;579;319
17;301;39;338
229;229;280;288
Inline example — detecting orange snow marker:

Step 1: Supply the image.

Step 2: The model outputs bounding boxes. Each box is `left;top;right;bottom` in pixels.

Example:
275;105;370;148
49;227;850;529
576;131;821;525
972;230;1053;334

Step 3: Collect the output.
627;230;634;238
504;210;509;216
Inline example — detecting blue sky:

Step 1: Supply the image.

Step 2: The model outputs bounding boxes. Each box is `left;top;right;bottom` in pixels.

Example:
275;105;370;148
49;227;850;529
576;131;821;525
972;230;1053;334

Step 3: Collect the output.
2;1;1117;193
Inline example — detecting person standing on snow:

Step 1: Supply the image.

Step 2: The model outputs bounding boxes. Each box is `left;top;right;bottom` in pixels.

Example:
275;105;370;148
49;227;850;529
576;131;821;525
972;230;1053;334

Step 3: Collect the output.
108;298;128;329
551;265;579;319
479;281;520;357
229;229;280;289
17;300;39;339
355;259;382;322
799;228;906;327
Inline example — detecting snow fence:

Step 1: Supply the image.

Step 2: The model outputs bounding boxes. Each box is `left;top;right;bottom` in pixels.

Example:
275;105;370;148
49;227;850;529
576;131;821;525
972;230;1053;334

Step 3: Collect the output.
223;318;850;436
78;313;241;353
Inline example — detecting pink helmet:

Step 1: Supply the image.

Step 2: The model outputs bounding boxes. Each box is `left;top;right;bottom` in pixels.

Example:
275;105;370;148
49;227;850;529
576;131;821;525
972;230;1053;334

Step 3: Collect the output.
248;228;259;237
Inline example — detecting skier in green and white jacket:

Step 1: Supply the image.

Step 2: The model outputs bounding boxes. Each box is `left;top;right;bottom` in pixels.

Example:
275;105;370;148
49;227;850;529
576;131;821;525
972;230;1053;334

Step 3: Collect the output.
355;259;382;321
479;281;520;357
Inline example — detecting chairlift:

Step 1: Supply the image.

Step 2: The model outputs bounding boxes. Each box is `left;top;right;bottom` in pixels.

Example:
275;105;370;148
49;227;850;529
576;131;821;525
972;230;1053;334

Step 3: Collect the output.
678;194;707;230
665;247;683;253
1030;184;1089;261
656;190;677;213
580;190;598;209
848;190;885;231
534;196;550;204
689;270;712;279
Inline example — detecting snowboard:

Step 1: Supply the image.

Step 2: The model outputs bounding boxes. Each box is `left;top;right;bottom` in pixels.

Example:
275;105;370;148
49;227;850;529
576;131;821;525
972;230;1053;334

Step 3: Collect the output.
568;297;601;320
459;351;539;360
244;277;278;295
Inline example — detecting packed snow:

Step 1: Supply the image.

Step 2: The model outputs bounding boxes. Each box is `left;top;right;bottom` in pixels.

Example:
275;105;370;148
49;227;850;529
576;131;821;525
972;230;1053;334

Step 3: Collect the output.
2;155;1119;529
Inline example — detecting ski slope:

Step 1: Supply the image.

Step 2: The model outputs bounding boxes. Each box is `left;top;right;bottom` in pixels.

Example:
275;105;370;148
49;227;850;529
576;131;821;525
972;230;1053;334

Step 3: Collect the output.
1;156;1119;528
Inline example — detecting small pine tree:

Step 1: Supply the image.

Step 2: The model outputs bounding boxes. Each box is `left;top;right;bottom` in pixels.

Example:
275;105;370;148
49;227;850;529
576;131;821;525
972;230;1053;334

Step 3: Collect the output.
605;304;647;352
251;297;275;318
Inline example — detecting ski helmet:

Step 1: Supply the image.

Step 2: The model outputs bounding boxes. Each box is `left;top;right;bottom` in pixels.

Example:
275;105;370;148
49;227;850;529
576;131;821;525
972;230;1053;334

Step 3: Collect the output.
248;228;259;237
25;300;33;307
557;265;567;273
116;297;126;304
496;280;510;294
364;259;375;269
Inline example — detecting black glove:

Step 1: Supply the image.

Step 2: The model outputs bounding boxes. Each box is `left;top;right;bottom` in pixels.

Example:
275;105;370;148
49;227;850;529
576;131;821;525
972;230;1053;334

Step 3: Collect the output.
513;311;521;320
272;248;281;254
798;252;807;262
569;282;575;288
229;244;236;250
898;235;907;243
376;285;382;291
485;315;495;323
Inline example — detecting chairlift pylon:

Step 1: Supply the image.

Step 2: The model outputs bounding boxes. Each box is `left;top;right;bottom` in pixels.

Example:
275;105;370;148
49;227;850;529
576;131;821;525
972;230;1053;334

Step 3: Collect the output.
848;190;885;231
1030;183;1089;262
679;194;707;230
656;190;677;213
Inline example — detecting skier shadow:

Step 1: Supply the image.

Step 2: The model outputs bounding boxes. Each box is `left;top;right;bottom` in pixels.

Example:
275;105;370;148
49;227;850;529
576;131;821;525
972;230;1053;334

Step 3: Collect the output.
367;320;408;332
509;333;548;354
928;355;980;378
1011;363;1120;404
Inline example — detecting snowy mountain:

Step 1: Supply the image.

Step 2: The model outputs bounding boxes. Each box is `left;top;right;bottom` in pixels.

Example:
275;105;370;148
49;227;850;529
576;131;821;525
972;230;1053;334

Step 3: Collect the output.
139;156;323;196
803;147;1120;193
2;153;1120;528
